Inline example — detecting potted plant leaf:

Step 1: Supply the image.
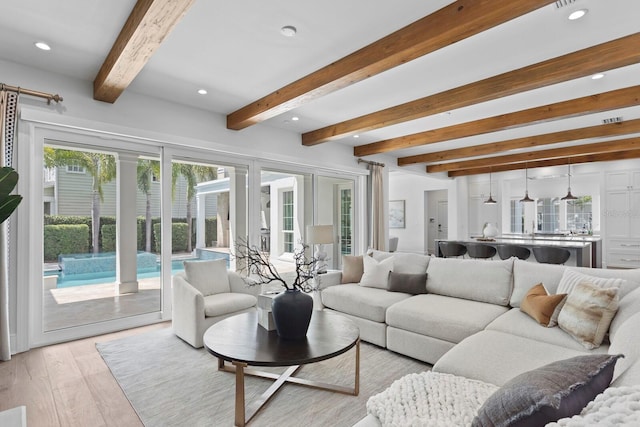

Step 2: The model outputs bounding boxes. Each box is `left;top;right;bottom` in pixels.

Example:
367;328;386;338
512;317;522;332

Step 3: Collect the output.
0;167;22;224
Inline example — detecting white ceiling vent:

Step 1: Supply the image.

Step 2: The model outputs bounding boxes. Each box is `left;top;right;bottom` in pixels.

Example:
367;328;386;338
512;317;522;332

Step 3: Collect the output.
602;116;623;124
555;0;578;9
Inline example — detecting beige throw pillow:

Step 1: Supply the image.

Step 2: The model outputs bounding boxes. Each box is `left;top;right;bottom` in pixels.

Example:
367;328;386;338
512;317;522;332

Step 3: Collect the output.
558;281;619;350
359;255;393;289
341;255;364;284
520;283;568;327
184;259;230;296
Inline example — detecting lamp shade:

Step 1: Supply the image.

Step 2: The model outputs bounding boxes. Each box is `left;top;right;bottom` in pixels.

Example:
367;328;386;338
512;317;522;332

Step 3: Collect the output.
306;225;334;244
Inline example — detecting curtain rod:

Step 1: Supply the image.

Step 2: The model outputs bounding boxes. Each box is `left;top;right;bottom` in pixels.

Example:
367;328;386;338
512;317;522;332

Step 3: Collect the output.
357;158;385;167
1;83;63;104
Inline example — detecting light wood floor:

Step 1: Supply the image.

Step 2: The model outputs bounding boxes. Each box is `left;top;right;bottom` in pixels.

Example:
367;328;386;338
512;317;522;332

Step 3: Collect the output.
0;322;171;427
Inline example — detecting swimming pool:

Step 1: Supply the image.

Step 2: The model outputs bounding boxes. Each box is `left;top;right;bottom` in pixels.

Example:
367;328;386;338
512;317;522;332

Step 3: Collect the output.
45;252;230;288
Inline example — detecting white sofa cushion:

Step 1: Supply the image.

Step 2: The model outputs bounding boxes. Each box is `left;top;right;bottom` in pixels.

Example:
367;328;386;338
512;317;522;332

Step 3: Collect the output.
426;257;513;306
433;330;590;387
610;287;640;341
486;308;610;353
321;284;411;323
386;294;508;344
203;293;257;317
370;250;430;275
609;312;640;386
184;259;230;296
359;255;393;289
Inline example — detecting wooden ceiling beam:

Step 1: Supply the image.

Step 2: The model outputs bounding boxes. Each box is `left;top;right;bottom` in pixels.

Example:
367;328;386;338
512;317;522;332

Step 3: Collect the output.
93;0;195;103
354;85;640;157
227;0;554;131
447;149;640;177
304;32;640;146
428;136;640;173
399;118;640;165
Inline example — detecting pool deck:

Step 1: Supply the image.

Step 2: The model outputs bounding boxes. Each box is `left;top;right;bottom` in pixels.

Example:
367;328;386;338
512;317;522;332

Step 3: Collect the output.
43;248;297;332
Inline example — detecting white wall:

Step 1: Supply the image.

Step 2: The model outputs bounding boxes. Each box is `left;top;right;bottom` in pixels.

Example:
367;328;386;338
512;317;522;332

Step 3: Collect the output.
388;170;455;254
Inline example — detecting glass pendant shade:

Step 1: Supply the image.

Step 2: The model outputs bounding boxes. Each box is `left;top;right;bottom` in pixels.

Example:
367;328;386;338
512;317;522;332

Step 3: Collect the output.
561;161;578;201
520;166;534;202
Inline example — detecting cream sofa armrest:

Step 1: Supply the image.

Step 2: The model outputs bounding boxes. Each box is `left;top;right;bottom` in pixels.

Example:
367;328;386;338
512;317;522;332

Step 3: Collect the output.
172;272;207;347
172;273;205;317
317;270;342;290
228;271;263;297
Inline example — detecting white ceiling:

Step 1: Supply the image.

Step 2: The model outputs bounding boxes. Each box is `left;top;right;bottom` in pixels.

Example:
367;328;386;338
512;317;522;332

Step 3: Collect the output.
1;0;639;168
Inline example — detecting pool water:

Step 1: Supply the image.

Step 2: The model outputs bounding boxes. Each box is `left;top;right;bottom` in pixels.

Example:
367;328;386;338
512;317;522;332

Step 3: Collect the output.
45;253;229;288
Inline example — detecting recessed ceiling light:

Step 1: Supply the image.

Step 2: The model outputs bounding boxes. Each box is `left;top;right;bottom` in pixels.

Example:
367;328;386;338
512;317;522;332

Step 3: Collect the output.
280;25;297;37
291;116;299;121
353;135;360;138
197;89;208;95
568;9;588;20
591;73;605;80
35;41;51;51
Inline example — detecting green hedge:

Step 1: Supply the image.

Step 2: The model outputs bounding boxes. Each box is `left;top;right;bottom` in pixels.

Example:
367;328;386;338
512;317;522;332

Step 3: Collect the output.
44;224;89;261
45;215;116;252
101;224;116;252
43;215;217;254
154;222;188;253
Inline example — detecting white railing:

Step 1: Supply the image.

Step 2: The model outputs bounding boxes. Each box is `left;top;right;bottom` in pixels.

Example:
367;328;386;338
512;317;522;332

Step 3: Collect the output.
43;167;56;184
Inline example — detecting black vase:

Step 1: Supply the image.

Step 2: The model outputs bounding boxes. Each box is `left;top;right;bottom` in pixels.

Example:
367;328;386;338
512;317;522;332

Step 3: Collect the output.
271;289;313;340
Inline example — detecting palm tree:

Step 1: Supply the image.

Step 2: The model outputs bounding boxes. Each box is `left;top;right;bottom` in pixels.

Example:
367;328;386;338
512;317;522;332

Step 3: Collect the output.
172;163;217;252
137;159;160;252
44;147;116;253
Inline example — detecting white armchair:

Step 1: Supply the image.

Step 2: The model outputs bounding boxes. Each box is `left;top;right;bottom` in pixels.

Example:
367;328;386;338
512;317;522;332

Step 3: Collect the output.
172;263;261;348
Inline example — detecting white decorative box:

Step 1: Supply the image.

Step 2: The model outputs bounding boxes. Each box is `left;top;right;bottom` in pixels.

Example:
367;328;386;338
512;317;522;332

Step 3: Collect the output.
257;292;279;331
257;307;276;331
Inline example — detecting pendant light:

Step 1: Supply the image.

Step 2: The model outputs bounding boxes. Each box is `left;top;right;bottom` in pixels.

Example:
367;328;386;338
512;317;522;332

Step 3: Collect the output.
520;163;534;202
561;158;578;201
484;169;497;204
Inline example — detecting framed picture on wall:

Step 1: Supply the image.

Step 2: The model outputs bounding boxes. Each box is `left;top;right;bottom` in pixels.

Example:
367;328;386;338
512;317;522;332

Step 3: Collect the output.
389;200;405;229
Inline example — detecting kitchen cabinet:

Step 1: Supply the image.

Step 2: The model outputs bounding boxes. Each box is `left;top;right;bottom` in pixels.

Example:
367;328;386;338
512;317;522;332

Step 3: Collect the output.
604;171;640;268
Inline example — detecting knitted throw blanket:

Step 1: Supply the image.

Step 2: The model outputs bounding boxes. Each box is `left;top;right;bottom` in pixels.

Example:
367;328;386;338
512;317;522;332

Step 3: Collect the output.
548;385;640;426
366;371;498;427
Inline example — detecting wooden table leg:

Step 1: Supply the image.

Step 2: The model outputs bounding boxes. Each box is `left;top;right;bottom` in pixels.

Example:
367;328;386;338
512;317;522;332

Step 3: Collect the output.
354;338;360;396
233;361;248;427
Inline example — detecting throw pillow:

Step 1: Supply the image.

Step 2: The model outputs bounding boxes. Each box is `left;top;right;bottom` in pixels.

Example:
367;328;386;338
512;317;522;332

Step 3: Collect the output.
184;259;230;296
558;281;620;350
359;255;393;289
387;271;427;295
341;255;364;284
472;354;623;427
520;283;568;327
557;269;624;295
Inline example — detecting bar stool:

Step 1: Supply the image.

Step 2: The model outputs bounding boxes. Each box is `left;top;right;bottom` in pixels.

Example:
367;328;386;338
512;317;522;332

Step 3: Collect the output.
496;244;531;260
532;246;571;265
466;243;497;260
438;241;467;258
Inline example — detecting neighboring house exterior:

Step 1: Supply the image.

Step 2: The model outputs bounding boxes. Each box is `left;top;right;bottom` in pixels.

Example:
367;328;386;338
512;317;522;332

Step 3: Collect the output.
43;166;217;218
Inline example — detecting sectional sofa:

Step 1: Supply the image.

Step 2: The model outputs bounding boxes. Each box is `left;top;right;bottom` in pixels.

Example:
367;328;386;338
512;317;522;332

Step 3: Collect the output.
317;250;640;426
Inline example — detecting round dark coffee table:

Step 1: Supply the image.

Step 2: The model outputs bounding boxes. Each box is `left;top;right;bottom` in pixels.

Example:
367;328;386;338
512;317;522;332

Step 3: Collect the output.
204;311;360;426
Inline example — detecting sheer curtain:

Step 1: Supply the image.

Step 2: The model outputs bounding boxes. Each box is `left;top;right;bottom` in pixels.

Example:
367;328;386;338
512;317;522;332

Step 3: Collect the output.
0;89;18;361
369;163;385;250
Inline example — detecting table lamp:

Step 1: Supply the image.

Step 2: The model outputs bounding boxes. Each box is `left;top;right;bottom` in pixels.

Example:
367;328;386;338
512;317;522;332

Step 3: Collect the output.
306;224;334;274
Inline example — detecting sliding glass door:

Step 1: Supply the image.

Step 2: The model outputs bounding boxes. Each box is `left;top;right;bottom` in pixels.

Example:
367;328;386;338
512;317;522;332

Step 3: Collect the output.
41;143;162;332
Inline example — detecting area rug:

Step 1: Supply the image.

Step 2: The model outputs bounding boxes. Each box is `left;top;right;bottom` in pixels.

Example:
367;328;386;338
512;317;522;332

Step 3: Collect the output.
97;327;429;427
